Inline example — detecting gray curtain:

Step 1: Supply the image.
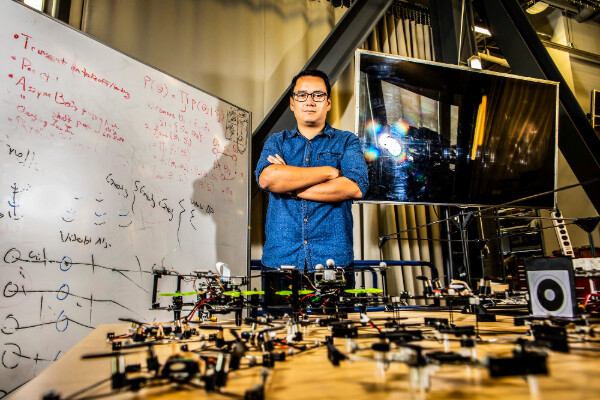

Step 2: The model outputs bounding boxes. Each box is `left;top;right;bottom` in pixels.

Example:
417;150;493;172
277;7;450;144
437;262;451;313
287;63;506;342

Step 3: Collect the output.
356;3;445;301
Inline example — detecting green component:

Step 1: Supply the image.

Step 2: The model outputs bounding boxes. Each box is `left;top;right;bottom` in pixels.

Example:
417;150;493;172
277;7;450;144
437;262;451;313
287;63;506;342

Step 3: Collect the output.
240;290;265;295
158;291;203;297
275;290;314;296
344;289;366;294
344;288;383;294
222;291;241;297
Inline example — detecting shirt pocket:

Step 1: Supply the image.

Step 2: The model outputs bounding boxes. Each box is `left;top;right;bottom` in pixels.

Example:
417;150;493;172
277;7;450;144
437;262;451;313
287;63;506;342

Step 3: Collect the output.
317;152;342;168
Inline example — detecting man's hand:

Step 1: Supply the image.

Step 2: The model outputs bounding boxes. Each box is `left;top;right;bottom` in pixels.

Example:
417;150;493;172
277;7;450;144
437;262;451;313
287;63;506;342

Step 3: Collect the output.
296;177;362;202
267;154;286;165
266;154;296;196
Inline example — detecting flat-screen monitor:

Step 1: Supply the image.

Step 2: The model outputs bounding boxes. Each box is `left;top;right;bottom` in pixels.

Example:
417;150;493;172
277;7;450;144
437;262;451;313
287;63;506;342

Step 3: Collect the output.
355;50;558;208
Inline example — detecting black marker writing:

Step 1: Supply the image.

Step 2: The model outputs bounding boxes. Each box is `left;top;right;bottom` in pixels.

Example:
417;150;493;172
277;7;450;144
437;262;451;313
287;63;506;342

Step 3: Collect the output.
105;173;128;198
6;142;38;170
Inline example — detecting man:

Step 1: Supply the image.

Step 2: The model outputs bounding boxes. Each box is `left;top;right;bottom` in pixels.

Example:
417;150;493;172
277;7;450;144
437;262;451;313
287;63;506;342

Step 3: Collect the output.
255;70;368;278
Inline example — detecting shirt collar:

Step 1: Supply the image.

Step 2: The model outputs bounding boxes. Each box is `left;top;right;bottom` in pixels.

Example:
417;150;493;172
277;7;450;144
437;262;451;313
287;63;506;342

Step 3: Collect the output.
290;122;335;138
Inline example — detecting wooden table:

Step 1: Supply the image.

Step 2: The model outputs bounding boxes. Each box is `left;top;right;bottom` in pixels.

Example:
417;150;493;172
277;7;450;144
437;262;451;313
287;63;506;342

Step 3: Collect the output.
11;310;600;400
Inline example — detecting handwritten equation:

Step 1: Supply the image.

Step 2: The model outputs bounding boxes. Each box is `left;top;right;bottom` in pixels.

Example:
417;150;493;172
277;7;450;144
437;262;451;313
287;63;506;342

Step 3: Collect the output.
16;33;130;99
6;33;124;143
142;75;247;187
4;30;247;200
0;245;162;397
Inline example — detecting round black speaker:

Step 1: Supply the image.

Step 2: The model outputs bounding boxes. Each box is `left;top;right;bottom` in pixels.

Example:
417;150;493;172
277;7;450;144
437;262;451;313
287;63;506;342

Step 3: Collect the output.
536;278;564;312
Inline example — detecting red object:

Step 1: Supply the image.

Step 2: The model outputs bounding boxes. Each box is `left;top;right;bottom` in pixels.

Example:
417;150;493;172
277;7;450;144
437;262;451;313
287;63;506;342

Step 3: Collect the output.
575;277;600;308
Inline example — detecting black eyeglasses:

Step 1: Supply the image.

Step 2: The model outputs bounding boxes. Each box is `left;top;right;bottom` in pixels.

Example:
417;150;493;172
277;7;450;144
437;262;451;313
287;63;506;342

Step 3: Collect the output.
292;91;328;102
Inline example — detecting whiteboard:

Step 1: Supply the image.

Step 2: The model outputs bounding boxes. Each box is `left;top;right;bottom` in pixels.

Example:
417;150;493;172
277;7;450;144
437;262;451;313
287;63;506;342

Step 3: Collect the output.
0;1;250;395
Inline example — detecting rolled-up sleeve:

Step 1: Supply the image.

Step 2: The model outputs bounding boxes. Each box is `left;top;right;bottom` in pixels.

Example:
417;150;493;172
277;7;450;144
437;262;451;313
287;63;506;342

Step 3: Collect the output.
340;133;369;198
254;133;282;190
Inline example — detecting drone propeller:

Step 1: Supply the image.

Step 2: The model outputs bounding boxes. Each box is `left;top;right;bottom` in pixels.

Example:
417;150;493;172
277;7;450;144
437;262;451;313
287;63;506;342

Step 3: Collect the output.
241;290;265;295
82;349;148;359
158;291;204;297
186;321;243;331
344;288;384;294
275;290;315;296
366;316;409;322
222;290;265;297
221;291;242;297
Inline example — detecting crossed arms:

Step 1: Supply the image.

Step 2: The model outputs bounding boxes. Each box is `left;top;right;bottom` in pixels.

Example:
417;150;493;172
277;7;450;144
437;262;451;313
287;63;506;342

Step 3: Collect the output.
258;154;363;202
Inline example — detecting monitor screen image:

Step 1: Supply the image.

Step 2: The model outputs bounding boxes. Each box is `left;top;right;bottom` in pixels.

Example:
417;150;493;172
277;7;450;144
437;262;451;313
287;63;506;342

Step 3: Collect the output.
355;50;558;208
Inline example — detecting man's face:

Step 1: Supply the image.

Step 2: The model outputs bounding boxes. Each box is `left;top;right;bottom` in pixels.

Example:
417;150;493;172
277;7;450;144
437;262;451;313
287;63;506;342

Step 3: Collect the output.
290;75;331;129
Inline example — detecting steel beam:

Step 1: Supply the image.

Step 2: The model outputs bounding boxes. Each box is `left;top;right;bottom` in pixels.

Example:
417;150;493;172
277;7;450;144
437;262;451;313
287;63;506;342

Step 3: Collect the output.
430;0;460;64
430;0;478;65
474;0;600;213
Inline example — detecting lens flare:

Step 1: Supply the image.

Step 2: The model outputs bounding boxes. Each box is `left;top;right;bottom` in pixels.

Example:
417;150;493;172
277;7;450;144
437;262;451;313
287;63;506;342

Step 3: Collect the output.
363;146;380;162
392;119;410;136
365;119;382;136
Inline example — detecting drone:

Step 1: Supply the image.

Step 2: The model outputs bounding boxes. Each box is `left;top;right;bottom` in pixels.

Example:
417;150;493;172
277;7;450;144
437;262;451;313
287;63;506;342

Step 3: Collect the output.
43;262;600;400
45;312;326;400
323;312;550;394
150;266;264;325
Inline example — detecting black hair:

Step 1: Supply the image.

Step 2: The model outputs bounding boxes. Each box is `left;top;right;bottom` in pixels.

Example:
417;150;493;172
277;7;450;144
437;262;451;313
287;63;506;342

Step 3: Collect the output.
290;69;331;98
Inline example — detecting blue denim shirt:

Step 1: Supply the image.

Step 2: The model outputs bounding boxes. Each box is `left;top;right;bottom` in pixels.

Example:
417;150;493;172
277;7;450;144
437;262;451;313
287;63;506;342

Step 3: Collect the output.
255;123;369;271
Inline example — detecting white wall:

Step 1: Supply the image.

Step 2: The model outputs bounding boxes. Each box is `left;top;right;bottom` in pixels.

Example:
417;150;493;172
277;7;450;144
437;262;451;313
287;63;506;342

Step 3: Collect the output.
538;10;600;256
81;0;347;134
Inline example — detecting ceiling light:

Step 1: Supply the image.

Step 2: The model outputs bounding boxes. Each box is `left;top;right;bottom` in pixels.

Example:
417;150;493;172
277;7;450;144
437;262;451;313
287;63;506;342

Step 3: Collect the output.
468;55;483;70
24;0;44;10
526;1;549;14
474;26;491;36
